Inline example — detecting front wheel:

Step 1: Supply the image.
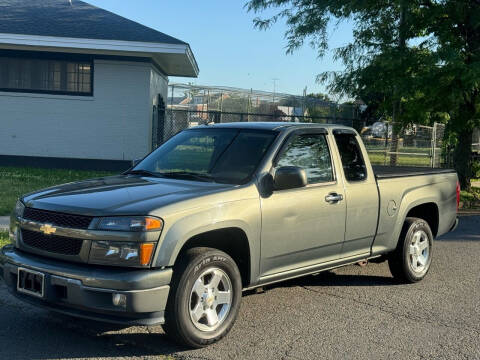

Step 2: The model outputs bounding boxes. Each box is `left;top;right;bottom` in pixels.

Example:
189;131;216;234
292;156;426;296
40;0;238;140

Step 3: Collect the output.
163;247;242;348
388;217;433;283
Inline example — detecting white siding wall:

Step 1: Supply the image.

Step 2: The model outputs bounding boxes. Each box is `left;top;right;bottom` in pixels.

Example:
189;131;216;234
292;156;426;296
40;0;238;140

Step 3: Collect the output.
148;66;169;151
0;59;167;161
150;66;168;107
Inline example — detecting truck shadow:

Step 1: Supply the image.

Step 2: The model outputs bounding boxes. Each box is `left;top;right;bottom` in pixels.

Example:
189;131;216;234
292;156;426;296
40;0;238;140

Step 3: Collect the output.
20;270;396;359
0;267;408;360
38;271;400;358
253;268;399;293
43;313;193;357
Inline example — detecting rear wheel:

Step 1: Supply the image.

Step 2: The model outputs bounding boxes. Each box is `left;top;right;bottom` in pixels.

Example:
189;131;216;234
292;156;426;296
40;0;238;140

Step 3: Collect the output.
163;247;242;348
388;217;433;283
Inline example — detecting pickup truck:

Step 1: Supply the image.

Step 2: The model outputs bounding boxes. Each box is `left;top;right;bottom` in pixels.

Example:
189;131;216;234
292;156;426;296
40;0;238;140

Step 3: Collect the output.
0;122;459;348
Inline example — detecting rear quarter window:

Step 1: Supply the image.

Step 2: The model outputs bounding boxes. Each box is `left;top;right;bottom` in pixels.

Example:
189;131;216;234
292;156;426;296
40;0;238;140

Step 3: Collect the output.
333;133;367;181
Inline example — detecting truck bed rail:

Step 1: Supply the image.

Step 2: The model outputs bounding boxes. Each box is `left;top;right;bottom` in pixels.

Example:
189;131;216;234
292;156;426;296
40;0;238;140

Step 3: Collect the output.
373;166;456;179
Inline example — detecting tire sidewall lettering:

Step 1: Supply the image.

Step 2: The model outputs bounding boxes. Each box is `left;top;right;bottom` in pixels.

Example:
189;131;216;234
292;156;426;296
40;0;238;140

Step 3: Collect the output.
193;255;227;274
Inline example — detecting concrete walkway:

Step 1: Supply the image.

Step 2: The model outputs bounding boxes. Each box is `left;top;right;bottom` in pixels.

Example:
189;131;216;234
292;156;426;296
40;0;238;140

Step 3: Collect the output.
0;216;9;230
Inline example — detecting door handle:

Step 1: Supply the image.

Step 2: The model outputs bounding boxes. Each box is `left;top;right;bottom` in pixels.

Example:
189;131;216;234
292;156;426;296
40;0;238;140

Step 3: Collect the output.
325;193;344;203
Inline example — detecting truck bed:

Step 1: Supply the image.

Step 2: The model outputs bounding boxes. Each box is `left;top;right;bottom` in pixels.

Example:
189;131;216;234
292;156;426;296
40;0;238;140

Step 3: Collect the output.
373;166;456;179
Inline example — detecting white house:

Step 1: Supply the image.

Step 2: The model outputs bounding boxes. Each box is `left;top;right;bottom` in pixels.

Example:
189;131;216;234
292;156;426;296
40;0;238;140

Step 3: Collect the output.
0;0;198;170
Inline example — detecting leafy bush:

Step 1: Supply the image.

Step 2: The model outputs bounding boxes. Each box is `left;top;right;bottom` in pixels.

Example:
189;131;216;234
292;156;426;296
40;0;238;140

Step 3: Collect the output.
472;160;480;179
0;231;9;248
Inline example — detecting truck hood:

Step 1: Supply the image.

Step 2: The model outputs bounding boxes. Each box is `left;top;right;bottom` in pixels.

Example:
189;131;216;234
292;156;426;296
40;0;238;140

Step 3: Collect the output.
22;175;235;216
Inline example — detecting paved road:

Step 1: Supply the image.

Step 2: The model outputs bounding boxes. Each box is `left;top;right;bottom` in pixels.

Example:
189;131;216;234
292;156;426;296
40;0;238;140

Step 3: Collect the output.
1;216;479;360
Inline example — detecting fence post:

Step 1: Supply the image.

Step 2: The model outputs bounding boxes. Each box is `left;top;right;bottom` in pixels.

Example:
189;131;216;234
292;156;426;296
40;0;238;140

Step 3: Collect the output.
220;93;223;123
384;123;388;166
431;123;437;168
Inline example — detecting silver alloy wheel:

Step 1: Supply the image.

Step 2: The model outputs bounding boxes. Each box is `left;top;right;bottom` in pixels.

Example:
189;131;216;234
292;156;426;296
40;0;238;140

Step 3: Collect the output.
189;267;232;332
408;230;430;273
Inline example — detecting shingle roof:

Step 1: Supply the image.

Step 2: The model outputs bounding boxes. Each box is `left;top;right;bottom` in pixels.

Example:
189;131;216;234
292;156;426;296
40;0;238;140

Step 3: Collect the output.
0;0;187;45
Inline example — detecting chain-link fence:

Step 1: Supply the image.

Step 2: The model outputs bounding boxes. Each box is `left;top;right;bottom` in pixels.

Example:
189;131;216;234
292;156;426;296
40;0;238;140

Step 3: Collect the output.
157;110;446;168
160;108;355;144
152;84;450;168
360;122;445;168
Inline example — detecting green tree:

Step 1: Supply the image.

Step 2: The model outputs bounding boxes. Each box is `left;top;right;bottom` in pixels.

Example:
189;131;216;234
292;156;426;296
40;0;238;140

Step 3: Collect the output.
423;0;480;189
247;0;432;165
304;93;331;121
247;0;480;187
220;95;250;113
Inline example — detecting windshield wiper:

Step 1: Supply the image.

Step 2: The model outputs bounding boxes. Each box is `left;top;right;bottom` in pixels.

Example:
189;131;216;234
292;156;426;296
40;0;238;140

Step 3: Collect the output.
124;169;163;178
160;171;215;182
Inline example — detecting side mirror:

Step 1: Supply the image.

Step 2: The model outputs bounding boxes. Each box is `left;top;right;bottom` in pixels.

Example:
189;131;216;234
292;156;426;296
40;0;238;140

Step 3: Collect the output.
132;159;142;167
274;166;307;191
259;173;274;198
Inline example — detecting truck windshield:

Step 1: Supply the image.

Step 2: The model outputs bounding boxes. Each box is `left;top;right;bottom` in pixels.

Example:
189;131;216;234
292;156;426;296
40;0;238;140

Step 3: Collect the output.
131;128;277;184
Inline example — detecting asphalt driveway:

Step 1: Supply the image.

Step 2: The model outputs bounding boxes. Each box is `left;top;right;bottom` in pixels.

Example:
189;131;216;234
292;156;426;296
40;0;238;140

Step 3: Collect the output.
0;215;478;360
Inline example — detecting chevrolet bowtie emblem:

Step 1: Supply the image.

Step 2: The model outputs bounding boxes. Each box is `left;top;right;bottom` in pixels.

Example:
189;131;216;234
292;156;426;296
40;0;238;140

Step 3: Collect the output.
40;224;56;235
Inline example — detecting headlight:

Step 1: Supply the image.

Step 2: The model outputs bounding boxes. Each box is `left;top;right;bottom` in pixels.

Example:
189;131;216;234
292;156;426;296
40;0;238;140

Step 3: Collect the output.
95;216;163;232
89;241;156;267
14;200;25;218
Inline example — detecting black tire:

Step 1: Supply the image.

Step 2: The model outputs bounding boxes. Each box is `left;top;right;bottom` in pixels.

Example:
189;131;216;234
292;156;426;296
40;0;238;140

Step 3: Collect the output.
162;247;242;348
388;217;433;283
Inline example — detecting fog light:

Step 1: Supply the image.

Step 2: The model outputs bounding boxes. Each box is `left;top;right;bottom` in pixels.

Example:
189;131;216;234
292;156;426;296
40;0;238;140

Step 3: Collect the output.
112;293;127;307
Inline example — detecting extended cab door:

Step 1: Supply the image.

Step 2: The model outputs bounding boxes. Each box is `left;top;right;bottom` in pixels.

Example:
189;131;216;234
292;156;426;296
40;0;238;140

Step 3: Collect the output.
259;129;347;277
332;129;379;257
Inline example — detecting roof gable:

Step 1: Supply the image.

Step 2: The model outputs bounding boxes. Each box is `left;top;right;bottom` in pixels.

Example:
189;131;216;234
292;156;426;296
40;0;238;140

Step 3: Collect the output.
0;0;187;45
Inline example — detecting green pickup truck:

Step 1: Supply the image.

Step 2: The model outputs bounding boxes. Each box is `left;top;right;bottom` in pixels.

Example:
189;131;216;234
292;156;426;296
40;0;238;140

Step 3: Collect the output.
0;122;459;347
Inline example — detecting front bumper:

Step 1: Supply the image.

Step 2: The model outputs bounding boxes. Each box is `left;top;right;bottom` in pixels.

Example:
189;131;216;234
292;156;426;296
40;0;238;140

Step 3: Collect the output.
0;246;172;325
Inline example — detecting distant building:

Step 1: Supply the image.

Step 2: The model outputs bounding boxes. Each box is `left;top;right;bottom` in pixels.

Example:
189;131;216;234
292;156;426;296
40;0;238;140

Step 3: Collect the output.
0;0;198;170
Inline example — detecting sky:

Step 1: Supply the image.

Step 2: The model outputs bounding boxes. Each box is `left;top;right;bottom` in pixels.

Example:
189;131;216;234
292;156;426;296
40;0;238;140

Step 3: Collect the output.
84;0;353;96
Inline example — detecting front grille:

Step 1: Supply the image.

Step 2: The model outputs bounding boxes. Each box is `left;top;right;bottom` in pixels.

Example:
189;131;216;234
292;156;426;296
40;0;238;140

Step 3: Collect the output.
23;208;93;230
21;229;84;256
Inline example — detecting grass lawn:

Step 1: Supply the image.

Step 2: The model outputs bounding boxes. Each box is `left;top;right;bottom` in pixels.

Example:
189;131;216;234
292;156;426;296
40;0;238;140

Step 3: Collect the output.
368;152;431;166
0;167;115;216
0;231;9;248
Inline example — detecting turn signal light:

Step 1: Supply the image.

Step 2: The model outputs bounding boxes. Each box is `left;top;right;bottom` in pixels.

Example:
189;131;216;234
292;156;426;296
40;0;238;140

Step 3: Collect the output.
145;217;163;231
140;243;155;266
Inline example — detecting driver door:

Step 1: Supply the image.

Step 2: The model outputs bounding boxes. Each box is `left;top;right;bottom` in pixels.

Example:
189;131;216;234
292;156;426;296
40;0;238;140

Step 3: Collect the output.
260;130;347;277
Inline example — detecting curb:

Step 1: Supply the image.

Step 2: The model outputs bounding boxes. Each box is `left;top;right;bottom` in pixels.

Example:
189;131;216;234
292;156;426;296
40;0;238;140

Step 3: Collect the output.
458;210;480;216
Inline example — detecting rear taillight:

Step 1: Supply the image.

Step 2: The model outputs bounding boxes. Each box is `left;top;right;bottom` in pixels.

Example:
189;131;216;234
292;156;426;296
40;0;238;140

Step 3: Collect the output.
456;181;461;212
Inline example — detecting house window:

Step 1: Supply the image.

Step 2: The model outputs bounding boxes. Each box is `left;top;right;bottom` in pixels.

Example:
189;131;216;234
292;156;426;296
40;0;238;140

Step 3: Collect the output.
0;56;93;95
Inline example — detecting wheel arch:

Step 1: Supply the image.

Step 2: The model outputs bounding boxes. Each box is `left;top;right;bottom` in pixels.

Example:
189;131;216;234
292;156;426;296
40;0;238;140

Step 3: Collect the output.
386;195;440;252
405;202;439;237
173;227;252;288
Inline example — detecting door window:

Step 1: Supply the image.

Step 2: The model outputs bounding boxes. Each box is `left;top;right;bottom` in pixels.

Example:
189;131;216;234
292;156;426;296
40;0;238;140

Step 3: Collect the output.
276;133;333;184
334;133;367;181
